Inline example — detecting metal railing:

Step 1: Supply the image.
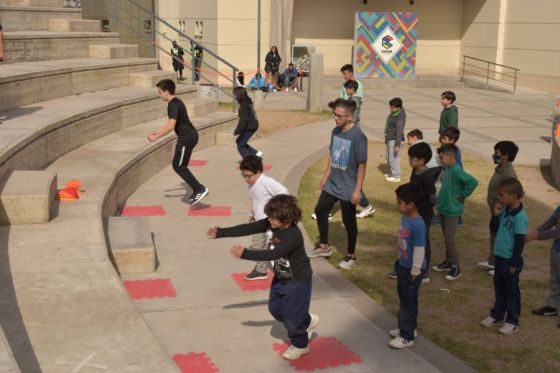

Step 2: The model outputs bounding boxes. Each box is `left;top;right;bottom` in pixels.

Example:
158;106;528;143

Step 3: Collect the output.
102;0;238;110
461;55;520;93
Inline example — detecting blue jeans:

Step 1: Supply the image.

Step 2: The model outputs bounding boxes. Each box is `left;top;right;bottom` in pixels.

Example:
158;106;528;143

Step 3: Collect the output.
236;130;258;158
491;256;522;325
268;278;312;348
395;261;424;341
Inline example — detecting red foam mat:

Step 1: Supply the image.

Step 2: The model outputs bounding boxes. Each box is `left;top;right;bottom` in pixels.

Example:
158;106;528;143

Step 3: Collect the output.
189;160;208;166
231;272;273;291
173;352;219;373
123;279;176;300
122;205;166;217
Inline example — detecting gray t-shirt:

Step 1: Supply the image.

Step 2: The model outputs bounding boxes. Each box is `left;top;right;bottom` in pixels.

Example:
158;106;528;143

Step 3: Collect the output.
324;125;368;201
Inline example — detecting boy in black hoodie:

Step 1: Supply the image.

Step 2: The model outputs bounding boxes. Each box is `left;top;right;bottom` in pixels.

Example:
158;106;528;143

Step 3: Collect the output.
233;86;261;159
384;98;406;182
207;194;318;361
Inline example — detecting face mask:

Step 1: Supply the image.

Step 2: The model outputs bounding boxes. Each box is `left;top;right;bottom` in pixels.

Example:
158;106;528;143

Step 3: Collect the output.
492;153;501;164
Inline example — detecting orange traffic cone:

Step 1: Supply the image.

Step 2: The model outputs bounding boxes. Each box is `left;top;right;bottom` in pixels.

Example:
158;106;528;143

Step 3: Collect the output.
58;180;82;201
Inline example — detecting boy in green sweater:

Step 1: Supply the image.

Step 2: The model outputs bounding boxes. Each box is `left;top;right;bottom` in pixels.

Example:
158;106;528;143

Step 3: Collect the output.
478;141;519;276
438;91;458;135
432;144;478;280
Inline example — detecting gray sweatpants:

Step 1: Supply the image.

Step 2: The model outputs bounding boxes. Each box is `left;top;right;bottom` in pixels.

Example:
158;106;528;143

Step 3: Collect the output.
441;214;460;265
248;233;269;273
386;140;401;178
547;249;560;309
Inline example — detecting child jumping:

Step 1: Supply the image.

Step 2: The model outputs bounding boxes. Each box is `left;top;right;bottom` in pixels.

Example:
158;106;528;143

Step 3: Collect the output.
207;194;318;360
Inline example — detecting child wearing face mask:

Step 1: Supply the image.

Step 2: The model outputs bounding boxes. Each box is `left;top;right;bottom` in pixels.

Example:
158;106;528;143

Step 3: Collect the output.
478;141;519;275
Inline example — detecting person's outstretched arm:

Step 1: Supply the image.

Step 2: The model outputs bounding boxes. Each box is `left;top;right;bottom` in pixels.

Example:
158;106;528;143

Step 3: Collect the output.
207;218;269;239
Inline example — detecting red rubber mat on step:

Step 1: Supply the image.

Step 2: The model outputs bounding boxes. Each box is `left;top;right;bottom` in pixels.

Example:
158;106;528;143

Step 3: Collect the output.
173;352;219;373
188;160;208;166
231;272;273;291
123;279;176;300
122;205;166;217
272;336;362;371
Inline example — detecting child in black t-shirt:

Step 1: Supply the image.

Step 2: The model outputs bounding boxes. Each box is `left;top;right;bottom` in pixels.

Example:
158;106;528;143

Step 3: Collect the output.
148;79;208;205
207;194;318;361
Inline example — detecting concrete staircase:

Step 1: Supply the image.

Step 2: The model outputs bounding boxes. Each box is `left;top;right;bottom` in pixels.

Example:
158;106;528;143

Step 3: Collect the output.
0;1;236;372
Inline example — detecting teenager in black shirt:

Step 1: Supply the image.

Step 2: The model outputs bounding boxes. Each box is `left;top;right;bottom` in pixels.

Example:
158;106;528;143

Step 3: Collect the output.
148;79;208;205
207;195;318;361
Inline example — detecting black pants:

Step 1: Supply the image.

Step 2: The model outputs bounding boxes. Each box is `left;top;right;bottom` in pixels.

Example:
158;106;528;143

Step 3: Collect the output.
173;137;203;193
420;209;433;270
268;278;312;348
193;56;202;81
315;190;357;255
235;130;258;158
491;256;522;325
396;261;423;341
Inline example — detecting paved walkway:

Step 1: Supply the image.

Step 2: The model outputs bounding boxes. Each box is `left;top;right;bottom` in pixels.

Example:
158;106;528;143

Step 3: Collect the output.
121;121;474;372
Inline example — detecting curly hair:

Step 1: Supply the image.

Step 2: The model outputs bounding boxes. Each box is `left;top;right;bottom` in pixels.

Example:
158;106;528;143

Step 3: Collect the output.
264;195;302;226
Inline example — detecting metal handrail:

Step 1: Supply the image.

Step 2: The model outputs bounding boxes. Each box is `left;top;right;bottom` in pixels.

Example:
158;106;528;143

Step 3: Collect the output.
461;55;520;93
107;0;238;110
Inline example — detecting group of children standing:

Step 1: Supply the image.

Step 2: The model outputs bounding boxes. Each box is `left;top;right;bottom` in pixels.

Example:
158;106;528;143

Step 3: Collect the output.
147;70;560;361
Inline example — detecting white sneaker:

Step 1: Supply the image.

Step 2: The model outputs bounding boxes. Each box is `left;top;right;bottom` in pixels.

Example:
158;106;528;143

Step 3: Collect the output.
480;316;500;327
488;269;495;276
477;261;495;270
356;205;375;218
338;255;356;269
256;150;263;158
307;314;319;340
499;323;519;335
308;246;333;258
311;212;333;221
389;329;417;338
282;345;310;360
389;336;414;349
385;176;401;183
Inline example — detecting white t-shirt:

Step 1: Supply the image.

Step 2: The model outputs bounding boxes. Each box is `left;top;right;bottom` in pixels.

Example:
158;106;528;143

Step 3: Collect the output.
249;174;288;220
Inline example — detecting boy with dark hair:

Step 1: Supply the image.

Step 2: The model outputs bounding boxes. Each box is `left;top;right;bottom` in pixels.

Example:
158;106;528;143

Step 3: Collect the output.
432;144;478;280
148;79;208;205
439;91;458;135
170;41;185;81
207;195;318;360
385;98;406;182
527;205;560;323
439;127;462;168
406;129;439;168
340;64;363;99
481;178;527;335
344;80;361;126
479;141;519;275
389;183;426;349
239;155;288;280
309;98;368;269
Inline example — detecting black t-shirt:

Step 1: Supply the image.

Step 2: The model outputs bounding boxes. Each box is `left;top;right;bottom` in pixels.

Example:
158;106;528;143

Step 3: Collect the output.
168;97;196;138
216;219;312;282
410;167;441;218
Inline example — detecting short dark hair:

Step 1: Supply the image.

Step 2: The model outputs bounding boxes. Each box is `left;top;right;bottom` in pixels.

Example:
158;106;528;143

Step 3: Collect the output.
437;143;458;156
407;129;424;139
395;183;423;207
264;195;302;226
441;91;456;103
344;80;359;91
498;177;524;199
156;79;176;95
340;64;354;73
389;97;403;108
328;98;356;114
408;142;432;164
240;155;263;174
441;127;460;143
289;62;294;66
233;86;252;104
494;141;519;162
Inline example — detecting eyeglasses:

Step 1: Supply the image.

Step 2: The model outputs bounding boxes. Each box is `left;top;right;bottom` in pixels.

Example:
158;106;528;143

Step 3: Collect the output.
332;112;349;119
241;172;255;179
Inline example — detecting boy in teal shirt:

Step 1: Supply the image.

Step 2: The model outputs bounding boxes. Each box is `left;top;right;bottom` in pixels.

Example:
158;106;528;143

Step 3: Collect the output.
481;178;528;335
432;144;478;280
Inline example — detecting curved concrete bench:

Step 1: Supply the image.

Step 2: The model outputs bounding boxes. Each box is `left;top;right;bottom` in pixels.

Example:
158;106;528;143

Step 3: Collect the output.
0;57;159;112
0;85;204;181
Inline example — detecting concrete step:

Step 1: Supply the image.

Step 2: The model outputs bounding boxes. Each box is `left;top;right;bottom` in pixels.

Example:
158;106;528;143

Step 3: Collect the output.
89;44;139;59
0;6;81;31
130;70;177;88
3;31;119;63
0;57;158;112
48;18;100;32
0;84;203;182
0;0;64;6
0;326;20;373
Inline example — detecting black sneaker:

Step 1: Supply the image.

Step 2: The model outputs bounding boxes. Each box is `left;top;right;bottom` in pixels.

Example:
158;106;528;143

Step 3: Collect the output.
387;270;397;279
189;187;208;205
458;216;464;226
244;270;269;281
445;265;461;281
532;306;559;316
432;260;452;272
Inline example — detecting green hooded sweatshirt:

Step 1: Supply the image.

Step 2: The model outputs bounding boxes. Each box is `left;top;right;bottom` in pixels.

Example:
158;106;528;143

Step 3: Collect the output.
438;164;478;216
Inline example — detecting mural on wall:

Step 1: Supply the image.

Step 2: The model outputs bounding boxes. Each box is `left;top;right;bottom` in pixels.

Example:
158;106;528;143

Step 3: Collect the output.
354;12;418;79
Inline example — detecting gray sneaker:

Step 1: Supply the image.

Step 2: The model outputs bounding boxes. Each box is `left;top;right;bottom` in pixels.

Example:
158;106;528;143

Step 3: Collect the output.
282;345;310;360
308;246;333;258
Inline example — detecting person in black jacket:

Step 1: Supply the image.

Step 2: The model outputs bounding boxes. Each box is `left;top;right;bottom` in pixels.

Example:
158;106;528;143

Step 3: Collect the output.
171;41;185;81
264;46;281;85
233;87;261;159
207;194;318;361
